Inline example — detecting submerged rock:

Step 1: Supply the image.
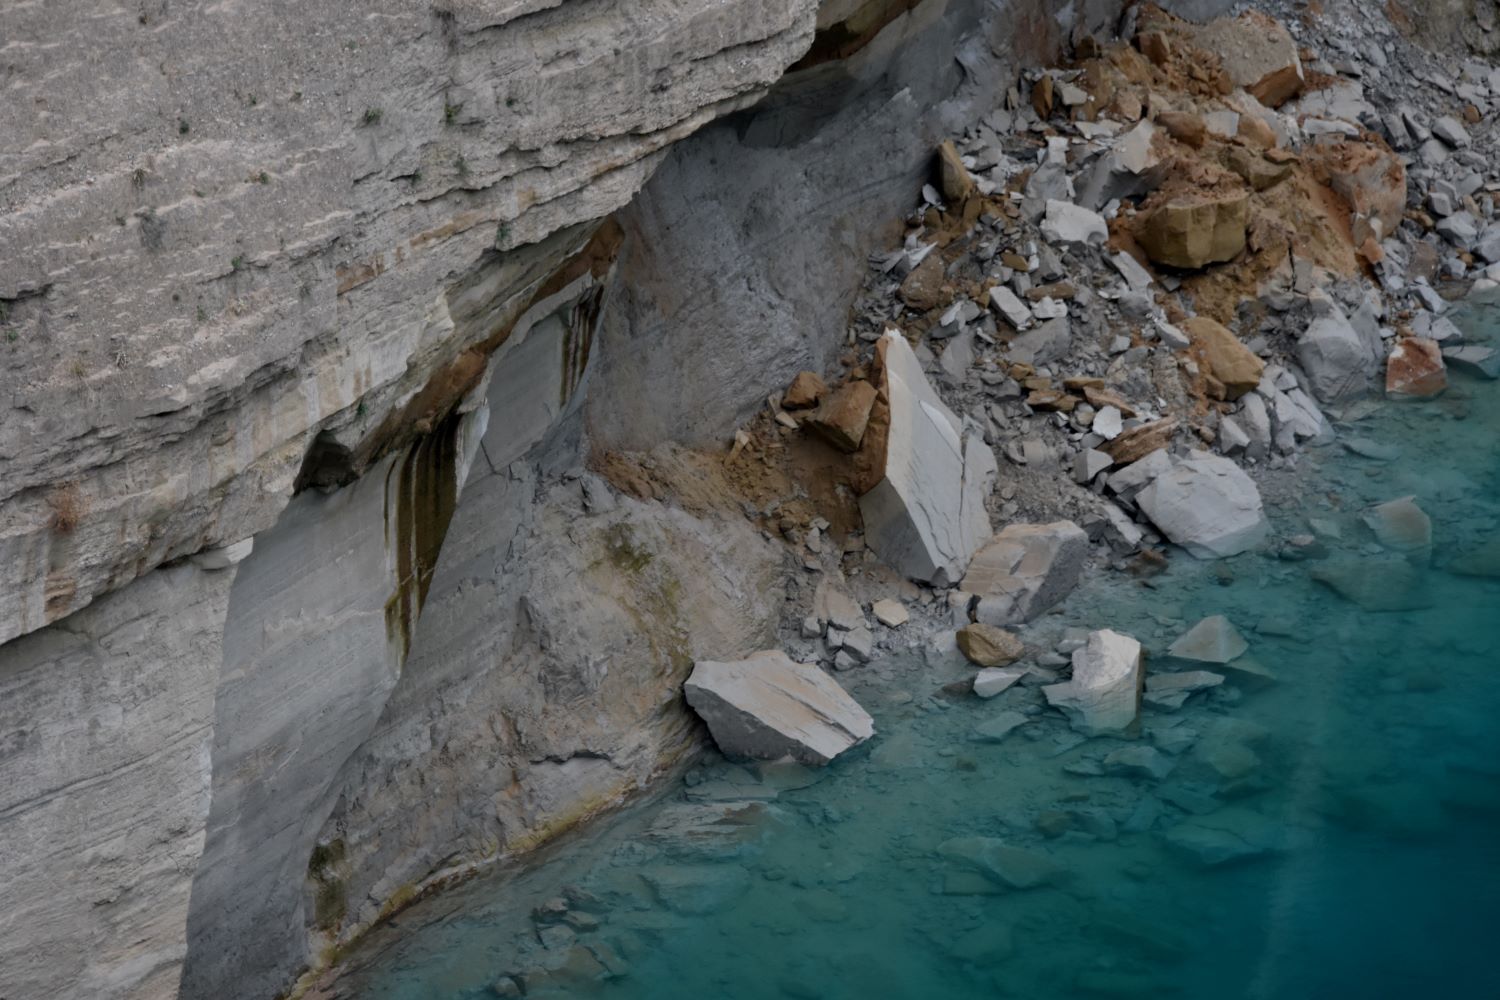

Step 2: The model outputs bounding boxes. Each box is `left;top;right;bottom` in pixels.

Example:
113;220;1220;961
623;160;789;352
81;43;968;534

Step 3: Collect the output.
971;711;1030;743
1311;558;1434;612
1168;615;1248;664
1043;629;1144;737
1163;807;1285;866
685;652;874;766
1145;670;1225;710
1362;496;1432;554
973;667;1027;699
961;521;1089;625
937;836;1065;889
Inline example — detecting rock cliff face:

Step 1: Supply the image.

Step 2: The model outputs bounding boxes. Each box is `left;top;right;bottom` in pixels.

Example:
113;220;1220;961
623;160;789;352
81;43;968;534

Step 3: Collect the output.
0;0;1120;997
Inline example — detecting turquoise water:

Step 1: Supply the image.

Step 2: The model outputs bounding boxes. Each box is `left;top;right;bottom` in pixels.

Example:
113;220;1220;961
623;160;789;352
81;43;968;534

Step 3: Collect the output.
338;298;1500;1000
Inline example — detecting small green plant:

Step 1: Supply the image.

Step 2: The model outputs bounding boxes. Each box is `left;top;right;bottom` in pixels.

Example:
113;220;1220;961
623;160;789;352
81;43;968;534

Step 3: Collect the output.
495;222;510;247
178;118;190;134
257;171;269;184
362;107;383;126
5;329;16;343
455;155;469;178
230;255;244;272
247;93;258;106
408;170;422;186
356;399;367;419
505;96;516;108
132;167;147;189
196;305;208;322
443;101;462;125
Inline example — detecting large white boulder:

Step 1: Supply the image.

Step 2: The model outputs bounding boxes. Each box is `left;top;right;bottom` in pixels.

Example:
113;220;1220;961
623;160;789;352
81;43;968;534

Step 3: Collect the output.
685;651;874;766
860;330;996;585
1136;452;1268;558
962;521;1089;626
1043;629;1143;736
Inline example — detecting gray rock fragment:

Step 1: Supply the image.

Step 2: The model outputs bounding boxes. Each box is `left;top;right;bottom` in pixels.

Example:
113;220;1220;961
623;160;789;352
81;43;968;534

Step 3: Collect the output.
685;651;874;766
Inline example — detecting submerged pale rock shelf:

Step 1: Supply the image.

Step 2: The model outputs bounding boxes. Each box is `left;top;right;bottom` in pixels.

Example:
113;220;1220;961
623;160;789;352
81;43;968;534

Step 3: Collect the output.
6;0;1500;998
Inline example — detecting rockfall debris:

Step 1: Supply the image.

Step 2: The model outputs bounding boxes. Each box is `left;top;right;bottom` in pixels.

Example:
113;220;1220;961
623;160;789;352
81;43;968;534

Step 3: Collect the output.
668;0;1498;943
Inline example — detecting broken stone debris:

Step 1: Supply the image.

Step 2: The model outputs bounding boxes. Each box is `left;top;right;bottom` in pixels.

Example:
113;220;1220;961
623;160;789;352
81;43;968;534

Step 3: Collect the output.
859;330;996;585
961;521;1088;626
685;652;874;767
1043;630;1143;737
1135;453;1268;559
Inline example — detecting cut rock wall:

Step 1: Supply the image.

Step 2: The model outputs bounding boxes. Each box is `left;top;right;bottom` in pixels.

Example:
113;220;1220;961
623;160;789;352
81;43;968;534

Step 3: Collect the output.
0;0;1121;997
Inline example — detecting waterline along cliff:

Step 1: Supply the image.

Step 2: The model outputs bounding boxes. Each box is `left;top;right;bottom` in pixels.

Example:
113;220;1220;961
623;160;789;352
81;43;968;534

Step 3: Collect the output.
4;1;1500;998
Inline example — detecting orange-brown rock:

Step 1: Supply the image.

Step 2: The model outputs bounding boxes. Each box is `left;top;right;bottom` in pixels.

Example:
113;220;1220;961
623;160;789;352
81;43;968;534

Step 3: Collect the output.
937;140;975;204
898;254;946;311
1235;111;1279;149
1186;12;1305;107
1027;390;1078;412
1318;141;1408;247
1223;146;1291;191
1385;338;1447;399
1084;385;1139;418
1180;316;1265;400
806;379;879;452
1135;189;1249;269
1138;30;1171;66
1102;417;1178;464
1156;111;1207;149
1033;74;1055;119
783;371;828;410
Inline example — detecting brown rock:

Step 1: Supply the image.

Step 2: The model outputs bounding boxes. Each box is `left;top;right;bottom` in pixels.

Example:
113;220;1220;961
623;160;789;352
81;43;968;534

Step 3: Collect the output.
783;371;828;410
899;254;946;311
1027;390;1078;412
1026;282;1077;301
1180;316;1265;400
1235;111;1279;149
1110;90;1144;123
806;379;879;452
1223;146;1291;191
1083;385;1139;418
938;140;975;204
1138;31;1171;66
1001;251;1031;271
1102;417;1178;464
1187;12;1305;107
1320;142;1408;247
1135;189;1249;269
1385;337;1447;399
1156;111;1207;149
1032;74;1055;119
957;624;1025;667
